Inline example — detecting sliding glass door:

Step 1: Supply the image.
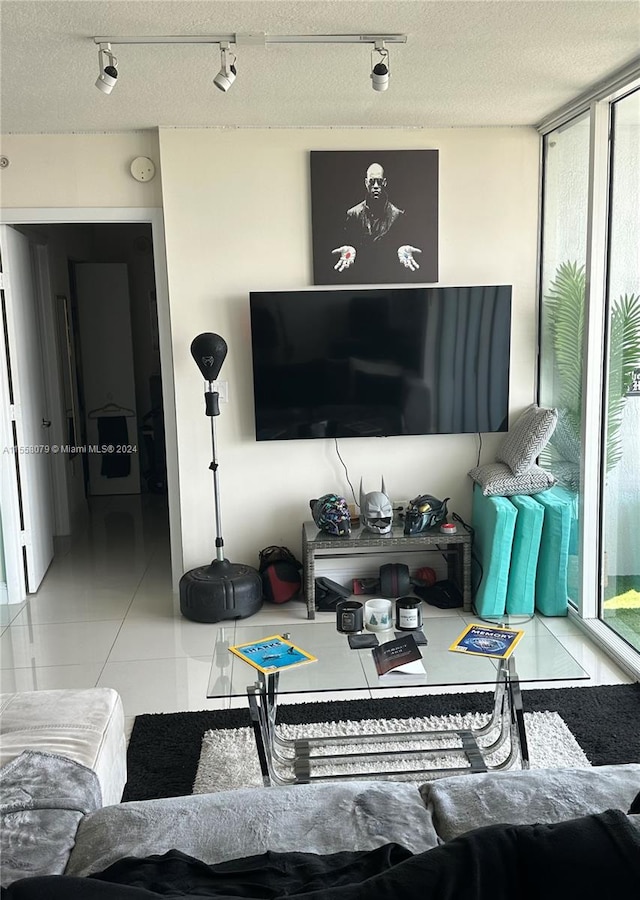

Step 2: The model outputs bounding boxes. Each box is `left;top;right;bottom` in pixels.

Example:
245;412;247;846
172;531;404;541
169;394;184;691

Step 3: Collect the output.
538;112;590;607
600;87;640;651
538;65;640;676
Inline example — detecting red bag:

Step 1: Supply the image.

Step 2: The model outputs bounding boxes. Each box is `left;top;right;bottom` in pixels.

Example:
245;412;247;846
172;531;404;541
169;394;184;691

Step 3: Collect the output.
258;546;302;604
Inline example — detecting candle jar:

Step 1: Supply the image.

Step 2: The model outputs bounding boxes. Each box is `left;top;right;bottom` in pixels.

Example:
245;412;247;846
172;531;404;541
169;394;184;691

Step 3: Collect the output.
336;600;364;634
395;596;423;631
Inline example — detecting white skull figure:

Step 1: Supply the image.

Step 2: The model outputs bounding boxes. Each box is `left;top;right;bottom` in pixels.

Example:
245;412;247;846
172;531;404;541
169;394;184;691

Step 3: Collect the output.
360;477;393;534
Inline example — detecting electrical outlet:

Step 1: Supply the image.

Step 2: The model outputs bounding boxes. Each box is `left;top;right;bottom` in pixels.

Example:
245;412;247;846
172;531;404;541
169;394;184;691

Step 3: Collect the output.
215;380;229;403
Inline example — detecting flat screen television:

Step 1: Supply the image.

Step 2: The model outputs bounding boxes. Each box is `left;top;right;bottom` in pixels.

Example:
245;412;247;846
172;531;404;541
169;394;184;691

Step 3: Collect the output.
249;285;511;441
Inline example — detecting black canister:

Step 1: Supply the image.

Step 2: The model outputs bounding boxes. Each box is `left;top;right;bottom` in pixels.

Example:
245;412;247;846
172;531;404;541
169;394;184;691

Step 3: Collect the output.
395;596;423;631
336;600;364;634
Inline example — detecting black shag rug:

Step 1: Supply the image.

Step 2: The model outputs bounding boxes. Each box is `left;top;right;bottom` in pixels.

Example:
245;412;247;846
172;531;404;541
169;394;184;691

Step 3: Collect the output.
122;683;640;802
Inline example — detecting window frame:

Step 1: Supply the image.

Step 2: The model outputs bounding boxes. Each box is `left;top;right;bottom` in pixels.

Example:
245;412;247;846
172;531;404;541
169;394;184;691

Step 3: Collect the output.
536;61;640;678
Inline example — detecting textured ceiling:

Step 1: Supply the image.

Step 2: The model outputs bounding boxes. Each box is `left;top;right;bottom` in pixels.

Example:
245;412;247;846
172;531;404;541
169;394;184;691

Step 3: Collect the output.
1;1;639;134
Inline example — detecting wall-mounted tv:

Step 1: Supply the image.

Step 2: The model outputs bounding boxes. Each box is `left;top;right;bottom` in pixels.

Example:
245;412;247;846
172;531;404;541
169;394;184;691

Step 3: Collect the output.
249;285;511;441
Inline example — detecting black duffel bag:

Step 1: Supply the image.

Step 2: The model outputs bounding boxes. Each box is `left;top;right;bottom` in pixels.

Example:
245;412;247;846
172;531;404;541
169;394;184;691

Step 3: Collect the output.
258;546;302;604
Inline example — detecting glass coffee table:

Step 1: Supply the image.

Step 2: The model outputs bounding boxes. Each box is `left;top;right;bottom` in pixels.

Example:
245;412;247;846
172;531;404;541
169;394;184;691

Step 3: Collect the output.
206;617;589;786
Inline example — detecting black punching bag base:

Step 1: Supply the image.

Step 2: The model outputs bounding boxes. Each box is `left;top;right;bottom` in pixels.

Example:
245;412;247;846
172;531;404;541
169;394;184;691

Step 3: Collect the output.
179;558;263;623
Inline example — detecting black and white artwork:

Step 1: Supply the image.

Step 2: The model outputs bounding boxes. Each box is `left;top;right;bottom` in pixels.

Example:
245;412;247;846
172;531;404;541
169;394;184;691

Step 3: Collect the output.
310;149;438;286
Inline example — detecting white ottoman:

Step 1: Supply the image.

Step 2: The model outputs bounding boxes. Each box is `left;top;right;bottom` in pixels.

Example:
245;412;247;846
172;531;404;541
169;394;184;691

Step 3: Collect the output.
0;688;126;806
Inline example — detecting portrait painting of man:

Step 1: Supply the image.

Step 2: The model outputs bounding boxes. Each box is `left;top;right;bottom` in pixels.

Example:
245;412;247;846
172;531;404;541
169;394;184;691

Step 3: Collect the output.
310;149;438;285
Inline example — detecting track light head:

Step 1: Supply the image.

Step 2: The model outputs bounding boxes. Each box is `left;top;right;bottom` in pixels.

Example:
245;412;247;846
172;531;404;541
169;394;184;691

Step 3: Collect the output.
371;62;389;91
214;43;237;92
371;43;389;91
95;44;118;94
96;65;118;94
213;64;236;92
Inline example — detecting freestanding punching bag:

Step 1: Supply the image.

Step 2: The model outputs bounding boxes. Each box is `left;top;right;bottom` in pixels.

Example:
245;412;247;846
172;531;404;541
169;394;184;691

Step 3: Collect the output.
179;333;263;623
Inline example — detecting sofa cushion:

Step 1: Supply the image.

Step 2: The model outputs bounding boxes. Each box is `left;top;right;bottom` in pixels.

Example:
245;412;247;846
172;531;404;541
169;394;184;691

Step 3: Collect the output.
496;403;558;476
65;781;439;877
471;484;517;616
534;486;575;616
419;763;640;842
0;750;101;887
505;493;544;615
0;688;126;806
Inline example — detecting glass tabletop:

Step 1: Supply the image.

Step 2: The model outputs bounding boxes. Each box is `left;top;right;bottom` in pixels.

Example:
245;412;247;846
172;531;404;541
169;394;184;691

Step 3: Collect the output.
206;617;589;699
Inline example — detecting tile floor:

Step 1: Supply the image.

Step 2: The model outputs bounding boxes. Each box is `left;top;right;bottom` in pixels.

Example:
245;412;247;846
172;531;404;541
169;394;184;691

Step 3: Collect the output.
0;494;634;738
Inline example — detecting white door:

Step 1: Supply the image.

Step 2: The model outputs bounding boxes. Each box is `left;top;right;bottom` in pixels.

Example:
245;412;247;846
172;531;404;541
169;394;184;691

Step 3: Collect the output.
0;225;54;592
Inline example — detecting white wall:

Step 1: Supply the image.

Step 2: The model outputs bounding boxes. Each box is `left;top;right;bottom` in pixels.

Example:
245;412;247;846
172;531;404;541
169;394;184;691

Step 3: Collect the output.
158;127;540;569
0;127;540;573
0;133;162;208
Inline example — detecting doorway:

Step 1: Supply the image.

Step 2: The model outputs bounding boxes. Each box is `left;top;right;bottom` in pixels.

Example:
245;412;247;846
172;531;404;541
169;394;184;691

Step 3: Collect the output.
65;228;165;504
0;209;181;607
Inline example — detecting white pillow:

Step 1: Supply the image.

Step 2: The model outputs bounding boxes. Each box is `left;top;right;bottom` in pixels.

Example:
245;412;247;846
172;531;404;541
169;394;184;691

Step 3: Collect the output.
468;462;556;497
497;404;558;476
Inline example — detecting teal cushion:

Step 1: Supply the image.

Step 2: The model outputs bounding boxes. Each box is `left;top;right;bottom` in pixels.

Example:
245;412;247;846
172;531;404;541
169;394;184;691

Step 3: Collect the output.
471;484;518;616
505;495;544;615
534;486;574;616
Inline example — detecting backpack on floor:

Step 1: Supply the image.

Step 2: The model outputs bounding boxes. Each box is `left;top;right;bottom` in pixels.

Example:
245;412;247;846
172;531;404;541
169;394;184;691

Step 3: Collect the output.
258;546;302;604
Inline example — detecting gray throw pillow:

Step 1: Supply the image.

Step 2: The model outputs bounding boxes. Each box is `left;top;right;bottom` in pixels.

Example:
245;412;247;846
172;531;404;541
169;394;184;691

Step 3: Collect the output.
419;764;640;842
497;404;558;476
468;462;556;497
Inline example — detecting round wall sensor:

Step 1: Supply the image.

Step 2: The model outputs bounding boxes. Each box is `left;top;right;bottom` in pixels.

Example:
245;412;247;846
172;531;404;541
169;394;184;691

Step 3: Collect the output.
130;157;156;182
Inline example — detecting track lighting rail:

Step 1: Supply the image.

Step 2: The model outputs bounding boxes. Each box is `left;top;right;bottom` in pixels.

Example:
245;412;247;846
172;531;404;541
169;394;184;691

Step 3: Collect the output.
92;33;405;95
93;33;408;46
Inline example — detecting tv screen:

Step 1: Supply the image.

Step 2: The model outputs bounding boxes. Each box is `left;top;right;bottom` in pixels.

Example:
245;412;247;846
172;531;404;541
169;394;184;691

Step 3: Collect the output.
249;285;511;441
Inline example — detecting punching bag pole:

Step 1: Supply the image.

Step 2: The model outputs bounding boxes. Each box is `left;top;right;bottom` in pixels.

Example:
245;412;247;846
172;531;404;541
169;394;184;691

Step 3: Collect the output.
190;331;228;562
180;332;263;623
204;380;225;562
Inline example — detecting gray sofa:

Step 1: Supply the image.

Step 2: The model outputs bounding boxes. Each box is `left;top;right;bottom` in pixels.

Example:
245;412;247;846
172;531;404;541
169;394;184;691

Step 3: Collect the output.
1;688;639;891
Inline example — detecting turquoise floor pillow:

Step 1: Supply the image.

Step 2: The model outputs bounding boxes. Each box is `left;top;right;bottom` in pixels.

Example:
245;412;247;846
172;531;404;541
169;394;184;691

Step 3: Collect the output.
471;484;518;617
534;486;575;616
505;494;544;616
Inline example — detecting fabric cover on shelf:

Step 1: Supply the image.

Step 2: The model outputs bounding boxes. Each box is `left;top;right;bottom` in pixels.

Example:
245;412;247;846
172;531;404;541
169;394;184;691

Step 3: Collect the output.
471;484;518;617
505;494;545;616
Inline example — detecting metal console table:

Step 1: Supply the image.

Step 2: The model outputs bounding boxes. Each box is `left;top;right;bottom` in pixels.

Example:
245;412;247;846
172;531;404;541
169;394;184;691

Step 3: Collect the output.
302;521;472;618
